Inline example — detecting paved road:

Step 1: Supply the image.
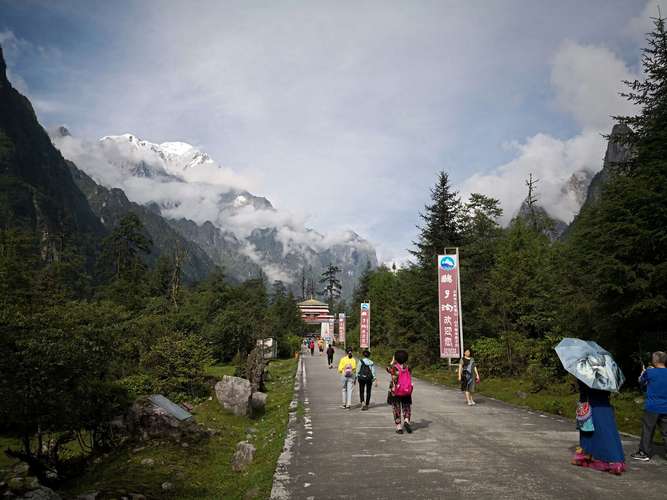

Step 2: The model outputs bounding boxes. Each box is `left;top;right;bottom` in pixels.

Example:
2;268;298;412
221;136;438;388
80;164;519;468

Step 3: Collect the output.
272;349;666;499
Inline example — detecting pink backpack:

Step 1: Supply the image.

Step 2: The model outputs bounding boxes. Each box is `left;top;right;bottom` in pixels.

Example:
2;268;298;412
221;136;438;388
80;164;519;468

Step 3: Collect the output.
393;364;413;397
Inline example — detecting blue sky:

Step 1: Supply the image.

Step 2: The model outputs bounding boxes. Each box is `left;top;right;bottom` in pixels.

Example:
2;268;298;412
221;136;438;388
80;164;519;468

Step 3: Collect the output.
0;0;660;263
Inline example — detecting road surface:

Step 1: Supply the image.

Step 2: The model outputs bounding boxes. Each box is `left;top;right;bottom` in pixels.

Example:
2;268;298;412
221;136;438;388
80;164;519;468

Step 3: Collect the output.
271;349;666;499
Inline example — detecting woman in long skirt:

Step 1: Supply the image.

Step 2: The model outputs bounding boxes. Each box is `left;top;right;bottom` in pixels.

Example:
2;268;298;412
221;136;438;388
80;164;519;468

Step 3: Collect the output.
572;382;626;475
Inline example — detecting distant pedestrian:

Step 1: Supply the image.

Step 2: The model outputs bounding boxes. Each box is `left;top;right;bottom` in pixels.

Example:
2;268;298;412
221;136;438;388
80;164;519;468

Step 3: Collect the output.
338;347;357;409
357;349;377;410
458;348;480;406
318;338;324;355
387;349;413;434
326;344;335;369
632;351;667;462
571;381;625;474
309;339;315;356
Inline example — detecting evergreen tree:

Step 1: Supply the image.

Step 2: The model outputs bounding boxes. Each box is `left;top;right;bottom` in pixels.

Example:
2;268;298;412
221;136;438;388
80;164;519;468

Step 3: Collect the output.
411;171;463;269
98;213;152;307
319;263;342;309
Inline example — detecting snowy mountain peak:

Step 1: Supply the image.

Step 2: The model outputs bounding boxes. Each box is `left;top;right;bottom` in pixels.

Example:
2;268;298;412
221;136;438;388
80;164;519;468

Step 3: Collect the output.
160;141;194;156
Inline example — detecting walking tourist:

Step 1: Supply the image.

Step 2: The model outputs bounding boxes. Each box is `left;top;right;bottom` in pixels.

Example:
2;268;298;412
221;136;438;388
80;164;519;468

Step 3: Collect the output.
458;348;480;406
338;347;357;409
318;338;324;356
571;381;626;474
309;339;315;356
357;349;377;410
387;350;413;434
326;344;335;369
632;351;667;462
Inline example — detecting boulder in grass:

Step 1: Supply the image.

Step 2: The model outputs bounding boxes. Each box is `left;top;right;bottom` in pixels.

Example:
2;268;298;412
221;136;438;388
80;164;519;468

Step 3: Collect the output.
231;441;256;472
250;391;267;417
215;376;252;417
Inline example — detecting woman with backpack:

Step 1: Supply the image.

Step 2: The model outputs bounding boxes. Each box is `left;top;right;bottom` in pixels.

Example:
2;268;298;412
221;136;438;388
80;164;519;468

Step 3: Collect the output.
357;349;377;410
387;349;413;434
458;348;480;406
338;347;357;409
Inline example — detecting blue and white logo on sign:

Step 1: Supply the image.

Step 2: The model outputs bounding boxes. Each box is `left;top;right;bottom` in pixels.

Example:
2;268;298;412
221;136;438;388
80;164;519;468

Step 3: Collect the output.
440;256;456;271
361;303;370;310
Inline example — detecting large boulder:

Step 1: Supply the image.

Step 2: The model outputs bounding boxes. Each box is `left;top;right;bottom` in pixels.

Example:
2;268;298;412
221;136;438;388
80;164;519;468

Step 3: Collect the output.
230;441;256;472
215;376;252;417
125;397;209;443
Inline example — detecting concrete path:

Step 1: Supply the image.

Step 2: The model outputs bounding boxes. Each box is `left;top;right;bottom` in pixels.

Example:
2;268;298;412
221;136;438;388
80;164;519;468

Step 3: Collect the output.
272;349;666;499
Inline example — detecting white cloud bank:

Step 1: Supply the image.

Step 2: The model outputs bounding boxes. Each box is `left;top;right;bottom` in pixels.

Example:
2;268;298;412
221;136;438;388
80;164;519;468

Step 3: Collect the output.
460;39;639;224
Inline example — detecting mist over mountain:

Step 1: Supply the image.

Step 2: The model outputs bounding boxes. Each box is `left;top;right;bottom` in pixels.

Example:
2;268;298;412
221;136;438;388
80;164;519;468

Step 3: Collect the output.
50;129;378;295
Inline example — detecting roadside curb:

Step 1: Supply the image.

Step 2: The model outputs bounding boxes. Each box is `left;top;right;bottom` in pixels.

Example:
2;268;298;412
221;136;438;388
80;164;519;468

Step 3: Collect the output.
270;354;302;499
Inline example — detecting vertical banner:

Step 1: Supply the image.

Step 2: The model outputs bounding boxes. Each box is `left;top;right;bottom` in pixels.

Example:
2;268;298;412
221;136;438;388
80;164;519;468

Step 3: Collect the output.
360;302;371;349
338;313;346;346
438;252;463;358
328;318;335;344
320;321;329;343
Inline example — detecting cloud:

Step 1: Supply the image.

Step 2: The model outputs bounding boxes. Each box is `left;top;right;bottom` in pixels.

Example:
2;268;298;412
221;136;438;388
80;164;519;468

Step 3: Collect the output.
459;40;639;224
460;131;605;224
551;41;637;131
625;0;667;42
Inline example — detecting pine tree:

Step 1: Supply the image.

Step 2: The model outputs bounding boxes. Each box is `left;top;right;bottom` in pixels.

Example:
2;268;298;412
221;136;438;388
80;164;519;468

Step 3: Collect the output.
98;213;152;307
319;263;342;310
411;171;463;269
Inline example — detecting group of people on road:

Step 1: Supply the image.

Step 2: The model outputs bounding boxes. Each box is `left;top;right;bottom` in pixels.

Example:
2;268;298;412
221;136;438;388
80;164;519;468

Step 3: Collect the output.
310;342;667;473
336;346;414;433
332;346;482;434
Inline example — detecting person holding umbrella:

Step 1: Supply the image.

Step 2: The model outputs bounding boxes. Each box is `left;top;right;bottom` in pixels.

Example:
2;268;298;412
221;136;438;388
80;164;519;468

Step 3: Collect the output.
555;338;626;475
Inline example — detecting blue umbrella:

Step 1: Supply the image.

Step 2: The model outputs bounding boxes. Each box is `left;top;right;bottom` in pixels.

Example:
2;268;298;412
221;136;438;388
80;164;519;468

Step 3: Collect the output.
554;338;625;392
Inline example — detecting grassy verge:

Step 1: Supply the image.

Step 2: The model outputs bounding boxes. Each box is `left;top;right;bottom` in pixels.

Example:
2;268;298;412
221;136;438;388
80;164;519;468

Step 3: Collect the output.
0;437;20;474
413;366;654;439
60;357;297;499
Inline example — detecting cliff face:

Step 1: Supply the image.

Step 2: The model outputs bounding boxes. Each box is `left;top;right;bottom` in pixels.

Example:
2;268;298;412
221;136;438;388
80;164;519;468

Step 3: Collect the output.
580;124;633;209
0;45;105;261
67;162;217;283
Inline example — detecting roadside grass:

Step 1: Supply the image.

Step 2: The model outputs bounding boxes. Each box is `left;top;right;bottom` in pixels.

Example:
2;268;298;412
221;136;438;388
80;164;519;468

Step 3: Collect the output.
60;358;297;499
204;363;237;380
0;436;20;473
413;366;655;439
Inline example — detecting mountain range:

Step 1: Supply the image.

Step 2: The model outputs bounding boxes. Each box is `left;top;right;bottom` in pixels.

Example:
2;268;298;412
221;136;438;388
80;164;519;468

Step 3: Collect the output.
48;126;378;296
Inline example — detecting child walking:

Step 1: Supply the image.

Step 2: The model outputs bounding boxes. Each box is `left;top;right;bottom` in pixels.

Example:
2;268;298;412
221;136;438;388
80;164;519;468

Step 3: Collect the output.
387;349;413;434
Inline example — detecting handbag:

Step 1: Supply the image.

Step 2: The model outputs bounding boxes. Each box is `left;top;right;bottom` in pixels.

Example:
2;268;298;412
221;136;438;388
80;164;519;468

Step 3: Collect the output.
576;401;594;432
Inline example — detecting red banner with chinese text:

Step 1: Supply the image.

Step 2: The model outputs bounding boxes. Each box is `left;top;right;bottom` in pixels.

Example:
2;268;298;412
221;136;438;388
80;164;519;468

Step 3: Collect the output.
438;254;462;358
338;313;346;345
360;303;370;348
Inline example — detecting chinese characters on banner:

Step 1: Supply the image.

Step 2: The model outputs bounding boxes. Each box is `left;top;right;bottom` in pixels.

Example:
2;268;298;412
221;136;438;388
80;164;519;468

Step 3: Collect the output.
438;253;462;358
360;302;371;348
328;318;335;344
320;321;330;344
338;313;346;345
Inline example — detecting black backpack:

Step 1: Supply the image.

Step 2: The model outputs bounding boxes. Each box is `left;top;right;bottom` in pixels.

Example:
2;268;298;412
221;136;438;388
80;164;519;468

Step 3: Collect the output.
358;359;373;382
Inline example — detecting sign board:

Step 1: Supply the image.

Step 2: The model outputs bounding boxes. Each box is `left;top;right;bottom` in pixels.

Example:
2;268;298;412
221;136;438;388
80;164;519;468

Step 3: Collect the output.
256;337;278;359
328;318;335;344
360;302;371;348
338;313;346;346
321;321;330;342
148;394;192;421
438;252;463;358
